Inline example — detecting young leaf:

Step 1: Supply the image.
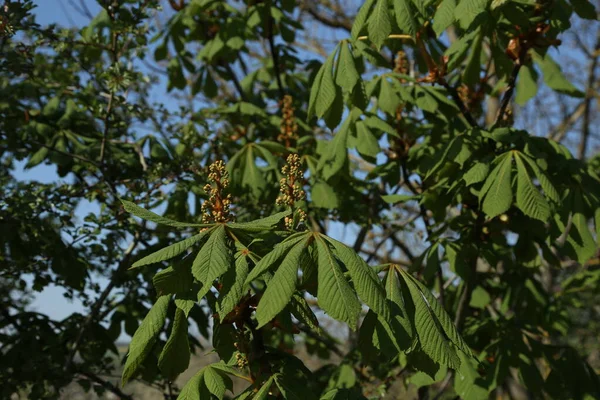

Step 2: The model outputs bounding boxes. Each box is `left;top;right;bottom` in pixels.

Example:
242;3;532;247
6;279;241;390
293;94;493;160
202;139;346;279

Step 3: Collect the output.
158;308;190;380
255;375;276;400
315;237;361;327
368;0;392;49
255;239;308;328
192;225;232;299
481;153;513;219
132;231;210;269
122;295;170;385
121;199;206;228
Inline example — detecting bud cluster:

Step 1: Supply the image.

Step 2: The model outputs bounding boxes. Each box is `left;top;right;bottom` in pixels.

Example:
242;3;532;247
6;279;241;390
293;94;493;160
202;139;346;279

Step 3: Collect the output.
394;51;409;75
201;160;232;224
276;154;307;229
278;95;298;145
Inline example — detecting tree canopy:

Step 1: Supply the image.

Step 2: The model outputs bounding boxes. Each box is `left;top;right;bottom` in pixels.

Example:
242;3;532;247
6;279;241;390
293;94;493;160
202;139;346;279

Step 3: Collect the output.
1;0;599;399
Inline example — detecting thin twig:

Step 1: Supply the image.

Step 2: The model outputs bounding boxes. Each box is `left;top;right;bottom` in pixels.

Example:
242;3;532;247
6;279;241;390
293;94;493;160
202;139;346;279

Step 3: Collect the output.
266;7;285;98
78;370;133;400
578;28;600;159
495;62;522;125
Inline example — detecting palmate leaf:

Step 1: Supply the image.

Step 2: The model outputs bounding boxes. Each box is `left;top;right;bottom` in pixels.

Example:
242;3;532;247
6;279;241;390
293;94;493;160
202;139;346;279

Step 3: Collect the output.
192;225;233;300
315;236;362;327
318;114;352;180
122;295;169;385
255;238;309;328
289;293;322;334
158;308;190;380
132;230;211;268
153;261;193;296
121;199;208;228
480;152;513;218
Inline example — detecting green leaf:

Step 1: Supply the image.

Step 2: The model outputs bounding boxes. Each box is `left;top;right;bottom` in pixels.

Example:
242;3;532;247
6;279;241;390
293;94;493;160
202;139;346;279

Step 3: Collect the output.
378;78;401;115
313;46;339;119
312;181;340;209
481;153;513;219
400;273;461;369
256;238;308;328
177;372;208;400
515;154;551;221
218;253;250;319
402;271;471;356
242;146;266;198
327;236;389;318
515;63;538;106
25;146;49;169
133;231;210;268
463;162;489;186
122;295;169;385
315;237;362;327
153;264;193;296
433;0;456;36
203;366;231;399
351;0;376;40
381;194;420;203
227;210;290;232
245;233;308;283
158;308;190;380
255;375;276;400
394;0;417;36
319;116;352;180
121;199;207;228
355;121;380;158
368;0;392;49
520;156;559;204
192;225;232;300
335;42;360;92
534;52;584;97
289;294;322;334
455;0;488;29
570;0;597;19
469;286;491;309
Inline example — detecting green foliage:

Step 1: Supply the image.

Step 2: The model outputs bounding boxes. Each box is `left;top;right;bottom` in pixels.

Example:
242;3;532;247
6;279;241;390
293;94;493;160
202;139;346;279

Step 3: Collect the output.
2;0;599;399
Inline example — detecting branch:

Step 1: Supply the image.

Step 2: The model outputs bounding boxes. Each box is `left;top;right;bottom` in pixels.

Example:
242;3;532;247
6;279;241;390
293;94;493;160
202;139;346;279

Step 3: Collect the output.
65;234;140;371
578;28;600;160
547;100;586;142
495;61;522;125
78;370;133;400
301;2;352;31
266;10;285;98
439;80;479;128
